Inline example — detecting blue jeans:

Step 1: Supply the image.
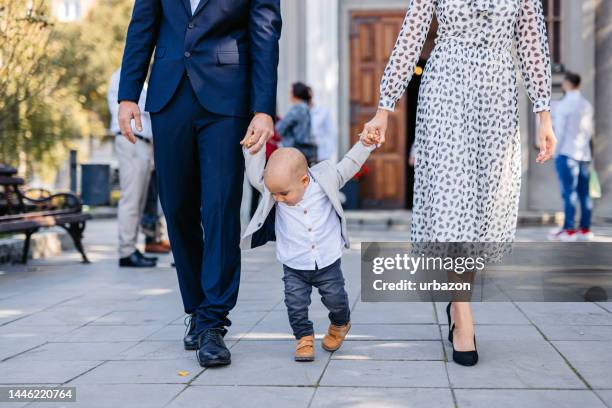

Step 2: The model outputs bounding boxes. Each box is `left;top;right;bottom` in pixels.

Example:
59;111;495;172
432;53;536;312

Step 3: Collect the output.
555;155;592;230
283;258;350;339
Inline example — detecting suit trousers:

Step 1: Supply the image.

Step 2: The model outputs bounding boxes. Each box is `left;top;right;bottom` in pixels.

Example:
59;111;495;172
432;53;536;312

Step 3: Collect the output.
150;75;249;334
116;136;154;258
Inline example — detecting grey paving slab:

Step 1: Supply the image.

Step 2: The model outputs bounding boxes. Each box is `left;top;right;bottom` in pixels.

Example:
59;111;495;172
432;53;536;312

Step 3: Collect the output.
0;359;102;384
0;339;47;362
0;294;78;313
320;360;449;387
0;400;28;408
6;307;110;327
116;340;235;360
538;324;612;341
235;281;285;299
596;390;612;408
244;310;330;341
166;385;314;408
147;322;253;341
454;389;607;408
445;326;585;389
222;310;269;327
351;302;436;324
597;302;612;313
0;325;79;344
553;341;612;389
0;311;25;326
70;359;202;384
53;325;164;342
8;342;137;362
310;387;454;408
434;302;531;325
89;310;182;326
347;324;441;341
332;340;444;361
516;302;612;326
229;299;282;313
26;384;184;408
0;325;79;360
192;341;329;386
468;324;545;340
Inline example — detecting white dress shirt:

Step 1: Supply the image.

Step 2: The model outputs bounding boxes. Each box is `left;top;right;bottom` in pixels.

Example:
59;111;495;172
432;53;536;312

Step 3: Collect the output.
190;0;200;14
310;106;337;162
552;90;594;162
275;171;344;270
107;68;153;139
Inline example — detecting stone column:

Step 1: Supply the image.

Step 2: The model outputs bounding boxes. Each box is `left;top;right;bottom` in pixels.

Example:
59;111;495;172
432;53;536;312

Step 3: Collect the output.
305;0;340;161
594;0;612;219
277;0;307;115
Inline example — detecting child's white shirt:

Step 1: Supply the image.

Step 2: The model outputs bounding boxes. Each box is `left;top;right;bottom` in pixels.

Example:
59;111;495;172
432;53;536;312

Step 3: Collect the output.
274;171;343;270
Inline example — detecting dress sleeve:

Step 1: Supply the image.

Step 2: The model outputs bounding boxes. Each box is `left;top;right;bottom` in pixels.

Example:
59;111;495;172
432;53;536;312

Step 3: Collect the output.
515;0;552;113
378;0;436;112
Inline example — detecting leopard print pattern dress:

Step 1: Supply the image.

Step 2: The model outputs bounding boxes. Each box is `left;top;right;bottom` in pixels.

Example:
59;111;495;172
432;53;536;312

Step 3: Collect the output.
379;0;551;244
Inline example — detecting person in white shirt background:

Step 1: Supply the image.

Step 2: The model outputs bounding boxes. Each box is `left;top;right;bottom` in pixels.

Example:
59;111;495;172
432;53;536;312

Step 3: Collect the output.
108;67;164;267
310;90;338;163
549;72;595;242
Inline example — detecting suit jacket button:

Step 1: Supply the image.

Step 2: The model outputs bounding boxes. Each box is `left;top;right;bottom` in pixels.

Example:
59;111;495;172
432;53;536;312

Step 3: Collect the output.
188;23;195;29
184;51;191;58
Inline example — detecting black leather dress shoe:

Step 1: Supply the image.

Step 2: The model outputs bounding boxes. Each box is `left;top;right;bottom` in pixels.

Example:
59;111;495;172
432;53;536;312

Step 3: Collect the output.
183;314;198;351
197;328;231;367
119;250;157;267
135;249;158;262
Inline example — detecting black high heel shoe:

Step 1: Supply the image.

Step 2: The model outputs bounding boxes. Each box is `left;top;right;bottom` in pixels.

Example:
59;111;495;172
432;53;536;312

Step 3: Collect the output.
446;302;478;366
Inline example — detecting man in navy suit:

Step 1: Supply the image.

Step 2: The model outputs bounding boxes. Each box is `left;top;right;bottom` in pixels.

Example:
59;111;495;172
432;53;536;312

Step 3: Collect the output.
117;0;281;367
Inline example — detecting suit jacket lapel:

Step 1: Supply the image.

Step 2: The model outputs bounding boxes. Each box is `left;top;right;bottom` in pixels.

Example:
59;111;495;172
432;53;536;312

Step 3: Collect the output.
192;0;210;17
182;0;192;16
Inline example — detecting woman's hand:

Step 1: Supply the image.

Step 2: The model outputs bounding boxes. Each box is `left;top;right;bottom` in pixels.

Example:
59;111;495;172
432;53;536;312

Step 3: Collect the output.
362;109;390;145
536;111;556;164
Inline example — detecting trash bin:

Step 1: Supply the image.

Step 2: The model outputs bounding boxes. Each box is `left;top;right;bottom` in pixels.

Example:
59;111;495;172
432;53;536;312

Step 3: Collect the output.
81;164;111;206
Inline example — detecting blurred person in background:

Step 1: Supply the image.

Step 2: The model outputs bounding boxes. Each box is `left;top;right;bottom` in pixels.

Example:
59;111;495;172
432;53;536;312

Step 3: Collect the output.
140;170;171;254
309;89;337;163
277;82;318;166
108;67;158;268
549;72;595;242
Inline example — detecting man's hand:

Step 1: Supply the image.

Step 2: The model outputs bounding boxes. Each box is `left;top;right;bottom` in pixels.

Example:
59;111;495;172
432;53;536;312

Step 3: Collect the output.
118;101;142;144
536;111;557;164
362;109;390;146
240;112;274;154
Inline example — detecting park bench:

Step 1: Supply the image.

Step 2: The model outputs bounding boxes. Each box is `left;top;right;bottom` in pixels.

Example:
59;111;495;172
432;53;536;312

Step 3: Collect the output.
0;164;91;264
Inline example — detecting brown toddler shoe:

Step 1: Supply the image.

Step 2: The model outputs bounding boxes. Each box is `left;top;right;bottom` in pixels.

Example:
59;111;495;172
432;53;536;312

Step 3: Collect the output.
322;322;351;352
295;334;315;362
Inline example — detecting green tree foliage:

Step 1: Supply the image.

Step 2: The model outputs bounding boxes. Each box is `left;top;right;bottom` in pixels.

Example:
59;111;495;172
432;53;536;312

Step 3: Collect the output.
0;0;132;180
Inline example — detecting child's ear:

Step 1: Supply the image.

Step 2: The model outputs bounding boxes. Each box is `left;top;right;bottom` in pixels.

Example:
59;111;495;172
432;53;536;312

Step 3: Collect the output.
301;174;309;186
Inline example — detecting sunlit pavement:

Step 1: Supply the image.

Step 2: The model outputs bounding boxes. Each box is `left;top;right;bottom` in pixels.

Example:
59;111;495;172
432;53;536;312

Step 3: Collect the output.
0;218;611;408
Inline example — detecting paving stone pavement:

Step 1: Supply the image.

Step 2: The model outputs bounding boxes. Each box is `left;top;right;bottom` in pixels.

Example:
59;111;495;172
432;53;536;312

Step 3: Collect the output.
0;219;611;408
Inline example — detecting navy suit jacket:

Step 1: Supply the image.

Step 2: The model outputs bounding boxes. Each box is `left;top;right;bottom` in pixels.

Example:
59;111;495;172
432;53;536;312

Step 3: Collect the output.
118;0;281;117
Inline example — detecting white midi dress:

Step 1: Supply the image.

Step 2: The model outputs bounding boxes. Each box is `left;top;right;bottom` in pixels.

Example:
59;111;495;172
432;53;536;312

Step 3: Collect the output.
379;0;552;244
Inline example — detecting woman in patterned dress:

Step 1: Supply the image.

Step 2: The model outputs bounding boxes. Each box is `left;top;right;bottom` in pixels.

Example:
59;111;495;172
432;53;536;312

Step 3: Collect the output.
362;0;556;365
